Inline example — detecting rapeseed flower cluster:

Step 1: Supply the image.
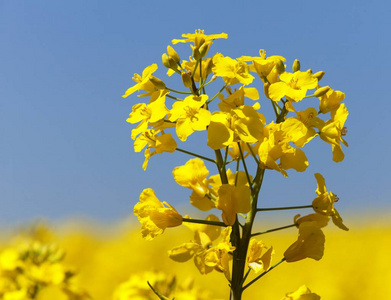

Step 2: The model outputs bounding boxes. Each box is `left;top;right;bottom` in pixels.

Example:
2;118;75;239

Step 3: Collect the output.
123;30;349;299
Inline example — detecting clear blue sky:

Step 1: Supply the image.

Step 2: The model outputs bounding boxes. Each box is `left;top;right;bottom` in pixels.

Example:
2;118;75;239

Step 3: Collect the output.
1;0;390;226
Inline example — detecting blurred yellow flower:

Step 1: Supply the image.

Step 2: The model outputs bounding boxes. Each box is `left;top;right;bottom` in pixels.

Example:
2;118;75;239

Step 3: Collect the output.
282;285;321;300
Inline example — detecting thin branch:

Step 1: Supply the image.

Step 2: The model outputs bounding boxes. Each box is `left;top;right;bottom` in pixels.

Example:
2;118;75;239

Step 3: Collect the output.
256;204;313;212
182;217;227;227
242;258;286;291
175;148;216;164
251;224;296;237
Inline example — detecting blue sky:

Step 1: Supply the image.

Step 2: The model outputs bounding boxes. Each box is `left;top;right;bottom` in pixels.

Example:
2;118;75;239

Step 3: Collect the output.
1;0;390;226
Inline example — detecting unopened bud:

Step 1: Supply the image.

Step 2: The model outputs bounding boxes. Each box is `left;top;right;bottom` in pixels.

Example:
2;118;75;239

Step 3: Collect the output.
314;86;330;97
167;46;180;63
149;76;166;89
313;71;325;81
181;72;193;88
162;53;171;68
292;59;300;72
276;59;285;74
168;56;178;70
198;42;210;58
192;46;201;60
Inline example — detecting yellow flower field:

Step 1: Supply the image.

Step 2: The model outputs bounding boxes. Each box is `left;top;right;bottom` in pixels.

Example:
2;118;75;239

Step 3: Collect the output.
1;216;389;299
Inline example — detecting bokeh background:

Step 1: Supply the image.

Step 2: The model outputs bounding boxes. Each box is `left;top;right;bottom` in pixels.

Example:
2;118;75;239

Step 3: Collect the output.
1;0;391;299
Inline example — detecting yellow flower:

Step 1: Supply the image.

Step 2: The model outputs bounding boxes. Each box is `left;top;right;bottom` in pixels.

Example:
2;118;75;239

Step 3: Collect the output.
171;57;214;83
216;184;251;225
172;29;227;59
172;158;214;211
282;285;321;300
312;173;348;231
169;215;222;275
134;188;182;240
246;239;274;274
218;86;260;112
0;248;20;271
268;70;318;102
318;88;345;114
212;54;254;86
207;105;265;150
239;49;286;84
258;123;309;177
169;94;211;141
122;64;158;98
281;107;322;147
172;29;228;47
284;221;325;262
134;130;177;170
204;227;235;280
319;103;349;162
127;90;169;140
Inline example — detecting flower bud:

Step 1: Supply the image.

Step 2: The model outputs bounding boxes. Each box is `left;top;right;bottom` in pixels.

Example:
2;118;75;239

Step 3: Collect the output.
167;45;180;63
192;46;201;60
198;42;210;58
181;71;193;88
149;76;166;89
292;59;301;72
276;59;285;74
162;53;171;68
313;71;325;81
314;86;330;97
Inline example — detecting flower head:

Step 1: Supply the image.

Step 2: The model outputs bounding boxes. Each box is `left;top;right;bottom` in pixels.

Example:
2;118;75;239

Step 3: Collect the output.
134;189;182;240
122;64;159;98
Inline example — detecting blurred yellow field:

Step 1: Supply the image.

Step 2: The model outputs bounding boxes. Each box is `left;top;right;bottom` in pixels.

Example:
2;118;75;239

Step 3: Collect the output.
1;216;390;299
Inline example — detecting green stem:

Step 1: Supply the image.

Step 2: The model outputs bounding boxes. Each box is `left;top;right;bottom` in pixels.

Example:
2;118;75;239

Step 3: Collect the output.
242;258;286;291
176;148;216;164
147;282;170;300
166;87;193;95
191;60;199;80
182;217;227;227
197;76;214;91
251;224;296;237
246;143;260;165
270;100;279;118
256;204;312;212
238;143;253;191
166;94;183;101
230;167;265;300
207;84;227;104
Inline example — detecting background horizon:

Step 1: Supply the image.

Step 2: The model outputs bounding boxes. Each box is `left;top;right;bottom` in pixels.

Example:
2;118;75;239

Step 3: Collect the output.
1;0;390;227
